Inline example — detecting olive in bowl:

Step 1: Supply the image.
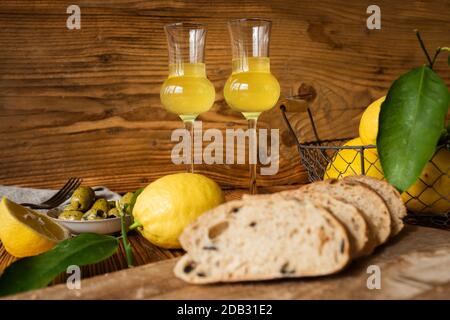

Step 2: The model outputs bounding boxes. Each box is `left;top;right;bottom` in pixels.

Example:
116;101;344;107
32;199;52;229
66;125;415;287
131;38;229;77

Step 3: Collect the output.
50;186;133;235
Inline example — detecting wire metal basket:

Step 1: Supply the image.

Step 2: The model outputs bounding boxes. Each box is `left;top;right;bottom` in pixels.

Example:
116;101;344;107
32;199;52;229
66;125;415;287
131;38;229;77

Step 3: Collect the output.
279;97;449;230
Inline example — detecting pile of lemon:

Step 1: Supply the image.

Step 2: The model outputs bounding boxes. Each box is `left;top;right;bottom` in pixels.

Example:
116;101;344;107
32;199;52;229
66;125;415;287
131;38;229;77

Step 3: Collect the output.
324;97;385;181
324;97;449;214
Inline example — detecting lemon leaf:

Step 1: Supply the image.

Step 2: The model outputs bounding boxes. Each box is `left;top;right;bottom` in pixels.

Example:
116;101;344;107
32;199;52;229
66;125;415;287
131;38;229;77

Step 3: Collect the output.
377;65;449;192
0;233;118;296
129;188;144;215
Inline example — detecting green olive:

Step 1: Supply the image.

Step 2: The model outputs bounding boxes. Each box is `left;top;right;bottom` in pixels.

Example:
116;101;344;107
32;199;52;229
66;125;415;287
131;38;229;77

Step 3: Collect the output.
58;210;83;221
70;186;95;211
82;198;109;220
107;207;120;218
120;192;134;207
92;198;109;213
82;208;105;220
119;192;134;214
63;203;78;211
108;200;116;209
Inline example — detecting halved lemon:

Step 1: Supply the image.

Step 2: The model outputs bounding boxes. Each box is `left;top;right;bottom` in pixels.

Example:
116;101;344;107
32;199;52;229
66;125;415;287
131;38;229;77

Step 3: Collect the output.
0;197;70;257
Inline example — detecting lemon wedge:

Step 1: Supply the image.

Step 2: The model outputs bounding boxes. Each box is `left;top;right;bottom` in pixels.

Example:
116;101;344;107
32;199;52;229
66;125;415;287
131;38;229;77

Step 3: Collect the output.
0;197;70;258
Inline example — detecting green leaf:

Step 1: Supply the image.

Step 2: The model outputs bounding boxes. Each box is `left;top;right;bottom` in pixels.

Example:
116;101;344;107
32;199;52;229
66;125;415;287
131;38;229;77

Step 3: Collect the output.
378;65;449;192
129;188;144;215
0;233;118;296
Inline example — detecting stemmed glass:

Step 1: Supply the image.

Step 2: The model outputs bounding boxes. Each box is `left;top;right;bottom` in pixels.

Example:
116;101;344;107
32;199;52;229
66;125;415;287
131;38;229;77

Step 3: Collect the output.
161;23;215;172
224;18;280;194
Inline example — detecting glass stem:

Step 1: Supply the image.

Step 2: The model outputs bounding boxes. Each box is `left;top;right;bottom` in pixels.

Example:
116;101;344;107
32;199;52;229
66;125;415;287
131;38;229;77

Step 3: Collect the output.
184;119;195;173
248;118;258;194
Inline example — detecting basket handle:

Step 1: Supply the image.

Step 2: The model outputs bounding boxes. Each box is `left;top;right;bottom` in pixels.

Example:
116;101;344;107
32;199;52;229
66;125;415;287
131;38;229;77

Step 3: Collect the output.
280;94;322;143
281;96;309;113
280;104;301;146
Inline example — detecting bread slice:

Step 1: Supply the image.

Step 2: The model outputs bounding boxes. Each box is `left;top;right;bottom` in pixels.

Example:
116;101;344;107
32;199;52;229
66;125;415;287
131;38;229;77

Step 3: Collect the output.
179;200;241;255
175;197;351;284
344;176;406;237
283;191;368;258
301;179;391;255
242;191;368;258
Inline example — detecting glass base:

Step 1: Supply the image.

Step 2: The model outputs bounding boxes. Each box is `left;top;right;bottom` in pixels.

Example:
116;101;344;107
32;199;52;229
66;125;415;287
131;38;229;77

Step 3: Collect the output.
179;114;198;122
242;112;261;120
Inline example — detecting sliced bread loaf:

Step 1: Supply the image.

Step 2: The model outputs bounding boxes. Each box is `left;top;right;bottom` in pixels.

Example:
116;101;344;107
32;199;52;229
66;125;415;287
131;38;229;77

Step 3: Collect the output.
301;179;391;255
175;197;350;284
344;176;406;237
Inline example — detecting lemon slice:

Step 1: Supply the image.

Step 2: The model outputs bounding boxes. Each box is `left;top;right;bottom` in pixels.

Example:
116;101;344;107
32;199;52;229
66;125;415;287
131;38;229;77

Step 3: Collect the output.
0;197;70;258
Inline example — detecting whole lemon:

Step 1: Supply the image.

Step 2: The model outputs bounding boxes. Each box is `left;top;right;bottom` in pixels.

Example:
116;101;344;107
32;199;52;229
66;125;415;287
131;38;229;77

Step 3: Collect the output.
402;147;450;213
132;173;225;249
359;96;385;145
324;137;384;180
0;197;70;257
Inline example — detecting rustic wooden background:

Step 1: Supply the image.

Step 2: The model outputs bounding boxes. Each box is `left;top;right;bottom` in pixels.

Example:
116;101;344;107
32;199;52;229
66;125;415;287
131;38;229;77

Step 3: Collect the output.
0;0;449;193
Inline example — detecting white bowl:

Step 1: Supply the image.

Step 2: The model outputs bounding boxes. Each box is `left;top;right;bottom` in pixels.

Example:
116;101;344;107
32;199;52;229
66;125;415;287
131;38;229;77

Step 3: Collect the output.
47;208;132;235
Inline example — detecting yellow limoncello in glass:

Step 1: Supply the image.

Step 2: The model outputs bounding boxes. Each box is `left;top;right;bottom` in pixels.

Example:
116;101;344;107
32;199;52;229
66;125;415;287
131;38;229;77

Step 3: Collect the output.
160;62;215;122
224;57;280;120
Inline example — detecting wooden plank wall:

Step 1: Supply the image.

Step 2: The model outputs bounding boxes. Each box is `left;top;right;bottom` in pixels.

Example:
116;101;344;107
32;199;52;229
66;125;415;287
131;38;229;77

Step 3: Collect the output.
0;0;449;192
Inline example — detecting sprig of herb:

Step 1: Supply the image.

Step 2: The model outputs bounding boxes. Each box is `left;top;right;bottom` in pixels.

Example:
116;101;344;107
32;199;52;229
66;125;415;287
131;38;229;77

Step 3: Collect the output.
127;188;144;231
116;200;134;268
115;188;144;268
415;30;450;69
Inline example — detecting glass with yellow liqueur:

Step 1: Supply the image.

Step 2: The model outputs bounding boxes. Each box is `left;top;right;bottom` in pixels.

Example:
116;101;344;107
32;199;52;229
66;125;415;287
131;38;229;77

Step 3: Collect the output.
224;19;280;193
161;23;215;172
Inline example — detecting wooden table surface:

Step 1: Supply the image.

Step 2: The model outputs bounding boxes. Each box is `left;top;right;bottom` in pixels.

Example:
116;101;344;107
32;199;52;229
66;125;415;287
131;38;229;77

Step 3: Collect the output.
1;186;449;299
6;225;450;300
